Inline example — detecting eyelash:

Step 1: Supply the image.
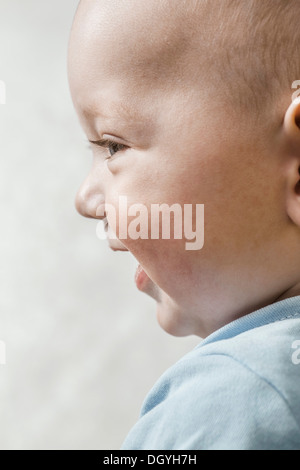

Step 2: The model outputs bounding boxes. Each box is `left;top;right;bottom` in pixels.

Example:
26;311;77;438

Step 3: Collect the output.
90;139;128;158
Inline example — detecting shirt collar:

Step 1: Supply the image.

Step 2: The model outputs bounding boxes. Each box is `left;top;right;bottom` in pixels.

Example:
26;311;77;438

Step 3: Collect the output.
199;295;300;348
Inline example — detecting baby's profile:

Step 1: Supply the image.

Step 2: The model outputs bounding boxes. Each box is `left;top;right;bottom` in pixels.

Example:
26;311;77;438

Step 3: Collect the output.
68;0;300;450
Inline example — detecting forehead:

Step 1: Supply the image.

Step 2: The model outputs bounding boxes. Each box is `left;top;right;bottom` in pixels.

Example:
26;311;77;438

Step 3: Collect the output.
68;0;193;108
70;0;188;63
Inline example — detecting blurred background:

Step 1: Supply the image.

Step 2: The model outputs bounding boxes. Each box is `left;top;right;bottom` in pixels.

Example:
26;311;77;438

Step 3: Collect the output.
0;0;199;449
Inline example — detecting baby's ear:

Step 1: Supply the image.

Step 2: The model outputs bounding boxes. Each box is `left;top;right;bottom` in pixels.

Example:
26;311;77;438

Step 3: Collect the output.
284;98;300;227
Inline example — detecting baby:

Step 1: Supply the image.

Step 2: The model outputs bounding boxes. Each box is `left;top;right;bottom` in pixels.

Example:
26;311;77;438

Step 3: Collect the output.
68;0;300;450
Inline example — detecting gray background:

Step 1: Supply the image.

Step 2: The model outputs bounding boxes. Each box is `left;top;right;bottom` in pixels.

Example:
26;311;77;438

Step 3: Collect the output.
0;0;199;449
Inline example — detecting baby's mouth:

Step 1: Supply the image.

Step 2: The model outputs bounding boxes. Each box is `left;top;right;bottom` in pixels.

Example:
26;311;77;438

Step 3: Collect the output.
103;220;161;301
135;264;161;302
104;220;128;252
103;217;109;233
135;264;150;290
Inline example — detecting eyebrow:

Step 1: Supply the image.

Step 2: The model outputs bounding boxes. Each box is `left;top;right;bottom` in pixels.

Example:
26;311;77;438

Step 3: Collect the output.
81;98;155;140
109;101;142;122
83;99;143;124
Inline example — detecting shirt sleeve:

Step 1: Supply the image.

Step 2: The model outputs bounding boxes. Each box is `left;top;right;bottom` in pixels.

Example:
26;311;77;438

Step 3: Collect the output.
121;354;300;450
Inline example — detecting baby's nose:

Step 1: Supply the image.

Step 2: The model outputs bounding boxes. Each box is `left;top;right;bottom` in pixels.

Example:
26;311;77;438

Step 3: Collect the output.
75;174;105;219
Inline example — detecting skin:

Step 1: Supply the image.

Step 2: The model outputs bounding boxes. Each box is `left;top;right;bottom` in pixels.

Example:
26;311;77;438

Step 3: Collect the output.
68;0;300;338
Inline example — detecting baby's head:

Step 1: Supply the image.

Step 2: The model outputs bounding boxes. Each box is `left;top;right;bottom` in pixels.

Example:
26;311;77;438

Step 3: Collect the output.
68;0;300;338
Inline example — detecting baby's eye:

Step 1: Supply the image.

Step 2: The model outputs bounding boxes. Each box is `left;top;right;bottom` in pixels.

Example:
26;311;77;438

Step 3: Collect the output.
107;141;127;157
89;138;128;158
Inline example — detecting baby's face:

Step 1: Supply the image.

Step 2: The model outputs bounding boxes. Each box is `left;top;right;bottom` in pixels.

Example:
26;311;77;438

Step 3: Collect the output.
68;0;289;337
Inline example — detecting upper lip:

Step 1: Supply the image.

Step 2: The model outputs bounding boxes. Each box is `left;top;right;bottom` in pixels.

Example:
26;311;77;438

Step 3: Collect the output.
108;240;129;252
105;221;129;252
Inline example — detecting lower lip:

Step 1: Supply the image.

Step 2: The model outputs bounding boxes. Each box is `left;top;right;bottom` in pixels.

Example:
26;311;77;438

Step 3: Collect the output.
135;264;151;291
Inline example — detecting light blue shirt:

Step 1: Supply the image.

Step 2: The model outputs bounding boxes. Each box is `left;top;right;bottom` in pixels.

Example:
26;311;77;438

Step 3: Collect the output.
121;296;300;450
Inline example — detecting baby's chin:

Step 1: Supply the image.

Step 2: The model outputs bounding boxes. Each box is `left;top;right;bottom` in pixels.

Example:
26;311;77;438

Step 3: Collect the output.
137;272;193;337
155;294;194;337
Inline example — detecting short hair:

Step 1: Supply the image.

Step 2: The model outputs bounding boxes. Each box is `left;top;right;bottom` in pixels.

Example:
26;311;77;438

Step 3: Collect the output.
165;0;300;119
217;0;300;114
77;0;300;122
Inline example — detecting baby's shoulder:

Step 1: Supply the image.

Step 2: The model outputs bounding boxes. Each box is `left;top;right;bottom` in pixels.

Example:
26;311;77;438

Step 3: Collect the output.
191;316;300;416
206;315;300;401
136;317;300;449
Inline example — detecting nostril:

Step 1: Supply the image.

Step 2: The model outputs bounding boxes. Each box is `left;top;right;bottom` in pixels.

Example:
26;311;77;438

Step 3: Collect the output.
95;203;107;220
85;196;105;219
